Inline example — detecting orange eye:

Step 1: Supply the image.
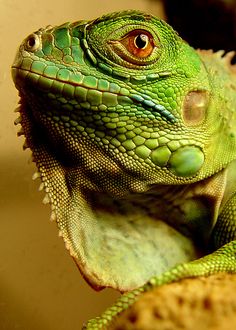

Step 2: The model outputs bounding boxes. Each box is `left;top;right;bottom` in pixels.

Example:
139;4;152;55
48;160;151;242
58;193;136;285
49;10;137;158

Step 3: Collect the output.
120;30;155;58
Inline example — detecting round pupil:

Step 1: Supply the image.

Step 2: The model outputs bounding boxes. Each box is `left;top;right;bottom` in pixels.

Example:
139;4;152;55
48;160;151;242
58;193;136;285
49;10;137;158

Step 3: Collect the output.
134;34;148;49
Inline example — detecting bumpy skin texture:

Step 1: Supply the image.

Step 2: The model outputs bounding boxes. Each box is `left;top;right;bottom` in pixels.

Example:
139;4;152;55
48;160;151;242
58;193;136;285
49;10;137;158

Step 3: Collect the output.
12;10;236;329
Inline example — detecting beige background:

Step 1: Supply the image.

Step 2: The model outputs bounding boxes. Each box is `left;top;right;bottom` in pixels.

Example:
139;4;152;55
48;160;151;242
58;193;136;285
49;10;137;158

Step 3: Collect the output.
0;1;164;329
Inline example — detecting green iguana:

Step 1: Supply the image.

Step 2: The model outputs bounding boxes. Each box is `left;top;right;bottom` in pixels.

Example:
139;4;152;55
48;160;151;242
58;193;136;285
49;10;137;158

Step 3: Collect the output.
12;10;236;329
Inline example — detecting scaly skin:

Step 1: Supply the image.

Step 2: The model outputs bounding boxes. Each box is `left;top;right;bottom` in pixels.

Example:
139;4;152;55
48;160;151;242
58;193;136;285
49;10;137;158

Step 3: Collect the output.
12;10;236;329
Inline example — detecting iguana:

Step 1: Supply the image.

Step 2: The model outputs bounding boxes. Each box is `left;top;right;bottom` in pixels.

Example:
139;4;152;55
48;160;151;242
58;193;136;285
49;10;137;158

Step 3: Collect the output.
12;10;236;329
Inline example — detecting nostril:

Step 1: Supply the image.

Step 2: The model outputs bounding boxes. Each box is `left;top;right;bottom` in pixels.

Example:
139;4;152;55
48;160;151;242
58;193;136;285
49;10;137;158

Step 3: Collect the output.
28;37;36;47
25;33;40;51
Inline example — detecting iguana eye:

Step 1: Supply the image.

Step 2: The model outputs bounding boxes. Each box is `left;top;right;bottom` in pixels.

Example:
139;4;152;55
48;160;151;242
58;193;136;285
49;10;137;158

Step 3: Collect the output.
120;30;155;58
107;28;159;66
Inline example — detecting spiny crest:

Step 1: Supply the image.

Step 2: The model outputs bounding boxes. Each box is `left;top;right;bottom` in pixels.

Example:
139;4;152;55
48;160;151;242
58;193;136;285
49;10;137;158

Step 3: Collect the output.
199;49;236;72
14;102;57;224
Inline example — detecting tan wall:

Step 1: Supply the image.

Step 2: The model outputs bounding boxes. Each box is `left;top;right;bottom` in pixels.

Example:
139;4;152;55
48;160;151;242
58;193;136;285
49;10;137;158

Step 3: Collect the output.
0;1;164;329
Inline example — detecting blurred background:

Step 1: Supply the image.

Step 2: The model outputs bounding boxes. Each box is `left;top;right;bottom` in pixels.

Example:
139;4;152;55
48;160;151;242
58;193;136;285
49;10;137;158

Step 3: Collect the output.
1;0;236;329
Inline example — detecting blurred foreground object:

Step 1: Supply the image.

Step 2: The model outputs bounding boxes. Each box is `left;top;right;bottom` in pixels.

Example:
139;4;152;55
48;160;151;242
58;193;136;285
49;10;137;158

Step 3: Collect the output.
111;273;236;330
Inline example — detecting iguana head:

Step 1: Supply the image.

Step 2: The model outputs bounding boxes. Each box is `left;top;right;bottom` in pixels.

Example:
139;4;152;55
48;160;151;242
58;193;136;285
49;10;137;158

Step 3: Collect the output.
12;11;236;291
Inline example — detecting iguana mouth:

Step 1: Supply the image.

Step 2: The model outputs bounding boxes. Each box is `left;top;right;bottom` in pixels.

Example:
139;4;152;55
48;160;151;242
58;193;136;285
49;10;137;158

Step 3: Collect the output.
12;64;176;125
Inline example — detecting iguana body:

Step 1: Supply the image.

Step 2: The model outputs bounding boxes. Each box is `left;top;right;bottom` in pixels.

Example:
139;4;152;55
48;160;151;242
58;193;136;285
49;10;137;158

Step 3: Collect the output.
12;10;236;329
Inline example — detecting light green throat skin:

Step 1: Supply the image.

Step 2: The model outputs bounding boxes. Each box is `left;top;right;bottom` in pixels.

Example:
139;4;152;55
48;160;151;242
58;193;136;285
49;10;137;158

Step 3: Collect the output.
12;8;236;311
